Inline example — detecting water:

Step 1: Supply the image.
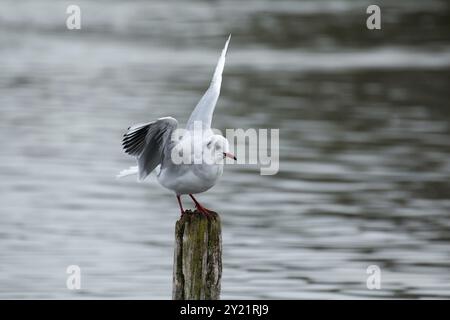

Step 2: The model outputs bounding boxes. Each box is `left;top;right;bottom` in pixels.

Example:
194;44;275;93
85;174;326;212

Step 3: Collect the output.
1;0;449;299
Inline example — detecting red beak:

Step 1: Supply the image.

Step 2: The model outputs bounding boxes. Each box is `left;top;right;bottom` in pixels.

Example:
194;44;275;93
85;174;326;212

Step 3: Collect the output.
223;152;237;160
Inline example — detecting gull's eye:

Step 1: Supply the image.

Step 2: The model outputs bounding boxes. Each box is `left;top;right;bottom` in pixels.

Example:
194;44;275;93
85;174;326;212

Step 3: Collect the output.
215;144;221;150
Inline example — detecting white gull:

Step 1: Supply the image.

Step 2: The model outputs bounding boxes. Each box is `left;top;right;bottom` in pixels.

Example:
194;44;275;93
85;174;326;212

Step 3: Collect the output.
117;35;235;215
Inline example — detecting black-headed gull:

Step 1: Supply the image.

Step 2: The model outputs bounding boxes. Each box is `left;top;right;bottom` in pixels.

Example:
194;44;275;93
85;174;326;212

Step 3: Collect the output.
118;35;236;215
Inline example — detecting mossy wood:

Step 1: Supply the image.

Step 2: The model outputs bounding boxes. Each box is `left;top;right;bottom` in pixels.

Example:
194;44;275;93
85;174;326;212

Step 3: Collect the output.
172;210;222;300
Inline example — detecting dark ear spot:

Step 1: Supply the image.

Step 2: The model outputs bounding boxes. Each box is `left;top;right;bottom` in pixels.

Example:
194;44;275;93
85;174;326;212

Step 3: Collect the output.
207;140;212;149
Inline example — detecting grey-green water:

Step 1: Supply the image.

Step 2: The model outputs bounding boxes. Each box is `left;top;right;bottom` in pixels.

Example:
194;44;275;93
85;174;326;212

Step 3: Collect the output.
1;0;449;299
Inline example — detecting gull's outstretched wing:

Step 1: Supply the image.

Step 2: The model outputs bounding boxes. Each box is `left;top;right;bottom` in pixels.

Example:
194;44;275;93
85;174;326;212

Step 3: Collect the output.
122;117;178;180
186;35;231;130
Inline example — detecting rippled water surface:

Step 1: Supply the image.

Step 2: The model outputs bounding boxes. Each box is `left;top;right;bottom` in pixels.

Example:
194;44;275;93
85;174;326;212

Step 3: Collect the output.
1;0;450;299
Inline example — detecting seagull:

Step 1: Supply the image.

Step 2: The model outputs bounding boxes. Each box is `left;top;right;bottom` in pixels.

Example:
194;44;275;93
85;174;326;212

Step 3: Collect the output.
117;35;236;216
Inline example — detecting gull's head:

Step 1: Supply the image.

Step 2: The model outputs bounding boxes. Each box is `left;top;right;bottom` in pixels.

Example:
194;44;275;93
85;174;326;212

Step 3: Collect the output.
205;135;236;163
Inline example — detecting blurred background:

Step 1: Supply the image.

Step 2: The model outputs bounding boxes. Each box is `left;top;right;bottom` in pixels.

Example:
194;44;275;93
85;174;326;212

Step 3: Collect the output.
1;0;449;299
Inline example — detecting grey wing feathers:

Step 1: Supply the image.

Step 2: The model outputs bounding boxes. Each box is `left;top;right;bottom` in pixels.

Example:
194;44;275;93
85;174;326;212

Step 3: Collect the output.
122;122;152;156
186;35;230;130
122;117;178;180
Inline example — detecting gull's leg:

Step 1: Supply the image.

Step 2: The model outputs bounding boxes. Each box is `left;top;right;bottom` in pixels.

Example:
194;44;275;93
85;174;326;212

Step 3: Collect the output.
189;194;214;215
176;194;185;216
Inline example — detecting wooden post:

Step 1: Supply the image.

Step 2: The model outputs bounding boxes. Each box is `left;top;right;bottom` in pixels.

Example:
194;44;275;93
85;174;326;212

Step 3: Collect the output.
172;210;222;300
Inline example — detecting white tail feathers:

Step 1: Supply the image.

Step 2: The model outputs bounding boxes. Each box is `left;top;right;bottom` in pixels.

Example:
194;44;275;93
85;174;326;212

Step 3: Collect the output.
116;166;138;179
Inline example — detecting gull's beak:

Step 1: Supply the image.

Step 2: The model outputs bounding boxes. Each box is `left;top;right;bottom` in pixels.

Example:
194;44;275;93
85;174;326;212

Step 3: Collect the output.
223;152;237;161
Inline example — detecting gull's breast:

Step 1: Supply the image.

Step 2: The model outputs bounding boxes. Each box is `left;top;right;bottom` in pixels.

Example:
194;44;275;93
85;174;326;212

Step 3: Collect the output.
158;163;223;195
